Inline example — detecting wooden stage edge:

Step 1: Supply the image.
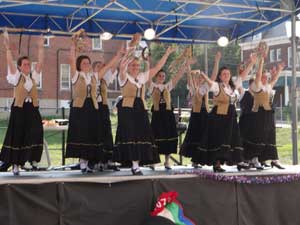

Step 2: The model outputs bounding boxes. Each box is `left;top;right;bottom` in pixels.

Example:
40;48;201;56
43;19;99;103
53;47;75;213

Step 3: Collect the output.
0;165;300;185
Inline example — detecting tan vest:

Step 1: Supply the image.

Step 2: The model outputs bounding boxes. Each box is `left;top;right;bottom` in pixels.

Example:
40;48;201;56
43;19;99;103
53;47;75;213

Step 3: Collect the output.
98;79;108;105
192;92;209;113
121;80;146;109
14;75;38;107
252;90;271;112
152;87;171;111
213;84;236;115
72;75;98;109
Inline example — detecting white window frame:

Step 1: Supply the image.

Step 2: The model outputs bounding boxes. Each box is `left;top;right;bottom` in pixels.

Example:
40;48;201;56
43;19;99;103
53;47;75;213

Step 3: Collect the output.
270;49;276;63
31;62;42;89
276;48;281;61
60;64;71;90
44;37;50;47
92;37;103;50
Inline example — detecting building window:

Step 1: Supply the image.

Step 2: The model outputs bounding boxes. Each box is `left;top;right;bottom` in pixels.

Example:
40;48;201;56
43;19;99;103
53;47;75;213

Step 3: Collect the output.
31;62;42;89
92;37;102;50
44;37;50;47
276;48;281;61
270;49;276;63
60;64;70;90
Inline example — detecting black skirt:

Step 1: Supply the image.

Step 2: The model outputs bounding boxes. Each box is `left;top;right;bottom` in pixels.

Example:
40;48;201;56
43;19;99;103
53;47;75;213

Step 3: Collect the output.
98;102;114;163
243;107;278;161
0;101;43;166
180;108;209;165
205;105;243;166
151;103;178;155
66;98;104;161
114;98;160;165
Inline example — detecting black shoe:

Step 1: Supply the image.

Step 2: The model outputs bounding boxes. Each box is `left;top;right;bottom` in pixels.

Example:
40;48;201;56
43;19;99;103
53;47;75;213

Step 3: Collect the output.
213;166;225;173
149;165;155;171
192;163;202;169
165;166;172;170
13;171;20;176
261;162;271;168
0;162;10;172
107;165;120;171
271;161;285;169
81;168;87;174
237;164;250;171
98;165;104;172
131;168;143;175
249;163;264;170
31;165;38;171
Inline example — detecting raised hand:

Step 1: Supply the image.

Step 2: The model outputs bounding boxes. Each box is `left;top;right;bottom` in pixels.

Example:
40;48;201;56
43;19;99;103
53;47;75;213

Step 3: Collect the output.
166;46;177;55
277;61;285;71
215;51;221;62
249;52;257;64
185;57;197;66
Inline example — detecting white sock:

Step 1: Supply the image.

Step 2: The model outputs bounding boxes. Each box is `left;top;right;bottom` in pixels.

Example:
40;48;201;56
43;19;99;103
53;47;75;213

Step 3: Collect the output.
132;161;139;170
79;159;87;170
13;164;19;173
31;161;38;167
251;157;261;166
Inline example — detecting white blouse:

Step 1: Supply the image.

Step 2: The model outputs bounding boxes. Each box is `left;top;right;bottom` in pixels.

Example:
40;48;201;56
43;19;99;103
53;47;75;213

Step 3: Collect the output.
7;67;41;92
118;72;149;88
148;81;173;94
95;69;118;102
72;71;94;85
210;76;242;97
250;82;273;94
188;82;209;96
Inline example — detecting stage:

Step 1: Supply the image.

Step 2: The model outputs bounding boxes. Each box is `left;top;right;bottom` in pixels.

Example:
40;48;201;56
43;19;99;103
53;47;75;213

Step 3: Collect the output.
1;165;300;225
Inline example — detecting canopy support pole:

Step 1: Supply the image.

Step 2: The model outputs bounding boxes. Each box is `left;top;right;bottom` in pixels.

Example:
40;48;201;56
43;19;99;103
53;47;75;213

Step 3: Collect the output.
291;6;298;164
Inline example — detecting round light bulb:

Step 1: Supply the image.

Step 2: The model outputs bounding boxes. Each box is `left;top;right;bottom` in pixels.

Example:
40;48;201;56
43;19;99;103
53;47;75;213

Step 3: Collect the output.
144;28;156;40
217;36;229;47
100;32;113;40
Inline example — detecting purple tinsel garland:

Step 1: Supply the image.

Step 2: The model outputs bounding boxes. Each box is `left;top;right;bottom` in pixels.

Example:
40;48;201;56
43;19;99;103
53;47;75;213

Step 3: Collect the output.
173;170;300;184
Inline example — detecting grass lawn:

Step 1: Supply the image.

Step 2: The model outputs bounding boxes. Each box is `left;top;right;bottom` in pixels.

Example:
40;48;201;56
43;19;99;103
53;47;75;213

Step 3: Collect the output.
0;115;297;166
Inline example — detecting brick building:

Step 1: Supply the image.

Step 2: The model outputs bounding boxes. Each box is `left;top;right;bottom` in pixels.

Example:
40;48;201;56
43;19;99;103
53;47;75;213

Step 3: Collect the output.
239;22;300;107
0;34;123;113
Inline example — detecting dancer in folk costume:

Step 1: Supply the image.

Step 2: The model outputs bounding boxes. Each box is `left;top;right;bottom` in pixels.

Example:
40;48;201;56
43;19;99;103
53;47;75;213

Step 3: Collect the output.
114;33;176;175
91;46;124;171
245;53;285;169
0;31;45;175
181;52;221;168
200;53;257;172
149;58;194;170
66;35;121;173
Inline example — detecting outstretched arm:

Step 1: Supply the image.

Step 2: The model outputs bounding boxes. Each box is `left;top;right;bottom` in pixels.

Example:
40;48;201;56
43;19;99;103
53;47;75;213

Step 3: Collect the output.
269;62;285;88
98;44;125;79
35;35;45;73
171;58;196;88
200;71;214;88
255;57;264;87
3;30;17;75
149;46;176;79
211;51;221;81
239;53;257;81
69;38;77;78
